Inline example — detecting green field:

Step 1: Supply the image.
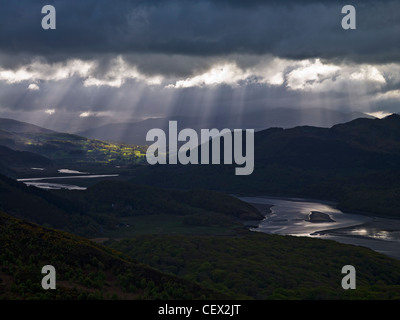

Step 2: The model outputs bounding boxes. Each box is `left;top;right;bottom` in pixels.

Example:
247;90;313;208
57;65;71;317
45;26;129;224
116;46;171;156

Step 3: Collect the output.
0;128;148;168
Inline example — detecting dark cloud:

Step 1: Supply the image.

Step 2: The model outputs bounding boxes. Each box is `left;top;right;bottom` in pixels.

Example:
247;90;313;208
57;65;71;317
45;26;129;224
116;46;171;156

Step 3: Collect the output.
0;0;399;66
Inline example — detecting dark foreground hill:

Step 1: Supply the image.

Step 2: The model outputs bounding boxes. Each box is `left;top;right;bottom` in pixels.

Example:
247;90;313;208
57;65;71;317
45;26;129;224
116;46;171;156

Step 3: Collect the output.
131;114;400;217
0;212;225;300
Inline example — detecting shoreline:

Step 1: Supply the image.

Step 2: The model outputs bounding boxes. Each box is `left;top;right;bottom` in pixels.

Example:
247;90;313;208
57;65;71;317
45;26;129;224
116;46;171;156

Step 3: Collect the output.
235;193;400;222
241;196;400;260
242;202;273;228
248;203;273;216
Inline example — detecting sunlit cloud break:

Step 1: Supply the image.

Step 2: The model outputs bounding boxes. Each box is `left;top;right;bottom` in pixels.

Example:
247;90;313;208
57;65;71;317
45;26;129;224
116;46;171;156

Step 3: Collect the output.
83;56;163;88
366;111;393;119
28;83;39;90
0;59;93;83
0;56;162;88
79;111;113;118
44;109;55;115
0;55;394;93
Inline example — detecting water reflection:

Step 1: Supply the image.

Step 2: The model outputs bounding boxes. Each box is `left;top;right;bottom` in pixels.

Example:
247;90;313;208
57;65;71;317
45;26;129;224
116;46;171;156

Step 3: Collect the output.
347;228;398;241
18;170;119;190
239;196;371;237
23;181;87;190
240;196;400;260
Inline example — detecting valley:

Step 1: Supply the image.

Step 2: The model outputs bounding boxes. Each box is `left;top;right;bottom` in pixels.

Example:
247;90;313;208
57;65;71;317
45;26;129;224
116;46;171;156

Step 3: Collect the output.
1;116;400;300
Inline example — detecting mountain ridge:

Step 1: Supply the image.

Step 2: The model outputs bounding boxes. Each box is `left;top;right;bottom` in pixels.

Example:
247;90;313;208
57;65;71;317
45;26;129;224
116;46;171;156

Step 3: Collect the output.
0;118;56;134
75;108;375;145
130;114;400;217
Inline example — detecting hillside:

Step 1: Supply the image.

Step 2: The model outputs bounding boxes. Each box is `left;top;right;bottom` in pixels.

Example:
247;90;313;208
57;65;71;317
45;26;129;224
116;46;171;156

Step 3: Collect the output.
71;181;262;220
3;197;400;300
0;212;225;300
0;174;262;237
131;115;400;217
0;118;147;169
0;118;55;134
109;233;400;300
0;174;74;230
0;145;54;176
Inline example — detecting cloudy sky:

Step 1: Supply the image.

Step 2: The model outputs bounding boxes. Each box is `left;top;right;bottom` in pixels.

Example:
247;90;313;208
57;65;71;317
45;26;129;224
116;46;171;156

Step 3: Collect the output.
0;0;399;131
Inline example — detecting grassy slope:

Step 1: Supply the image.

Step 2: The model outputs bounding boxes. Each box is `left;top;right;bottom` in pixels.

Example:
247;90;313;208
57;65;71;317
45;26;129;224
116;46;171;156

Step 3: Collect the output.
0;126;147;167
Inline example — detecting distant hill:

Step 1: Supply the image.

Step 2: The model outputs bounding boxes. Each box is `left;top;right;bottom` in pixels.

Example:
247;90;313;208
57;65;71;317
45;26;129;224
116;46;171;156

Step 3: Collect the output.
77;116;197;145
0;144;54;177
0;173;74;230
0;211;225;300
0;145;53;173
130;114;400;217
76;108;373;145
0;118;147;168
0;118;55;134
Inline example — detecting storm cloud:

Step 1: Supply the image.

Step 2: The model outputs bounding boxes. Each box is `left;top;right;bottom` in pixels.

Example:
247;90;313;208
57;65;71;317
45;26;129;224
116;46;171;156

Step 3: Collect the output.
1;1;399;63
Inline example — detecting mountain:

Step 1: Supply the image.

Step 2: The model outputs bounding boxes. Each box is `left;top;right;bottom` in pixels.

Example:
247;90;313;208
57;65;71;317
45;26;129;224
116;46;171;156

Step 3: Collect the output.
0;118;55;134
212;108;374;131
130;114;400;217
76;108;374;145
0;211;225;300
0;145;52;166
77;116;197;145
0;118;146;168
35;115;122;134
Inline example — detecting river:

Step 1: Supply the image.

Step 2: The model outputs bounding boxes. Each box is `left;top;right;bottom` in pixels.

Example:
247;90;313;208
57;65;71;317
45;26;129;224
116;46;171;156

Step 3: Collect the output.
239;196;400;260
18;169;119;190
16;172;400;260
